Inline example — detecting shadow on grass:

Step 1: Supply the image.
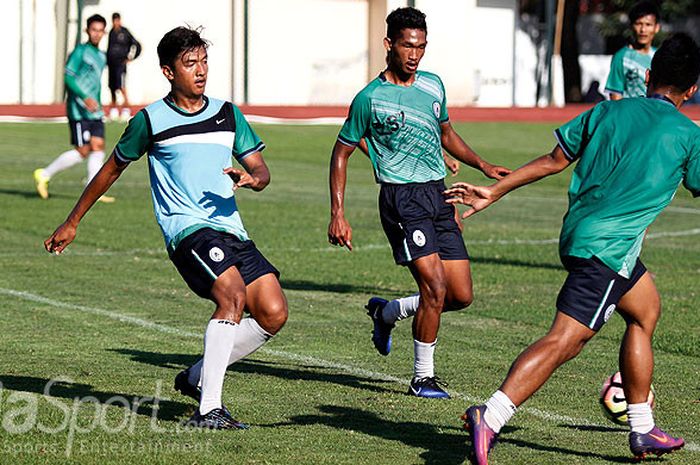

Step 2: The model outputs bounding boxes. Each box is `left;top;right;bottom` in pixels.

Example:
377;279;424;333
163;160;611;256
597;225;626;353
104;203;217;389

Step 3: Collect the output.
502;437;639;464
471;255;563;271
0;188;74;199
111;349;399;395
280;279;404;297
0;375;191;422
266;404;469;465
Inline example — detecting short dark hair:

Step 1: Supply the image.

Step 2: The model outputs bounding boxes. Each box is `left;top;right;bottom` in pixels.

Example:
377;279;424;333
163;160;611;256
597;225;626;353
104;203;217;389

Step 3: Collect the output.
386;7;426;41
157;26;210;68
86;14;106;28
112;12;121;21
649;33;700;92
628;1;660;24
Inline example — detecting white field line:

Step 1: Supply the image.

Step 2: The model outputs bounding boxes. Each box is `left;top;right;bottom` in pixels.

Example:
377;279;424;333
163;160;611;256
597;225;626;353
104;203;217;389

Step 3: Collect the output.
1;287;698;452
4;227;700;259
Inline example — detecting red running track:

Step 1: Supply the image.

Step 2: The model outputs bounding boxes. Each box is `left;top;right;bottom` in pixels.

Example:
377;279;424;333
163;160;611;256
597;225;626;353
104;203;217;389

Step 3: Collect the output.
1;103;700;122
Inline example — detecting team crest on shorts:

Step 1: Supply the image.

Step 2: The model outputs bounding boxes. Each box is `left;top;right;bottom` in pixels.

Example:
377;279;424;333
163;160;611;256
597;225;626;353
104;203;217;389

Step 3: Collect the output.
412;230;426;247
432;102;441;118
209;247;225;262
603;304;616;322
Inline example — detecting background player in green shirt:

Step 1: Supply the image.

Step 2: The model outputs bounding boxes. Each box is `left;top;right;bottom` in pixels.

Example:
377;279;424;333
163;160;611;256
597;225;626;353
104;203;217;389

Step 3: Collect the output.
34;14;114;203
447;33;699;464
328;7;510;399
605;1;660;100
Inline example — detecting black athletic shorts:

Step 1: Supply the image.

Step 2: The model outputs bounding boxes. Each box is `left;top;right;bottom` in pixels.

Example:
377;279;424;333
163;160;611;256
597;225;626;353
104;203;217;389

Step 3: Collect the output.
108;63;126;91
170;228;279;299
69;119;104;147
556;255;647;331
379;180;469;265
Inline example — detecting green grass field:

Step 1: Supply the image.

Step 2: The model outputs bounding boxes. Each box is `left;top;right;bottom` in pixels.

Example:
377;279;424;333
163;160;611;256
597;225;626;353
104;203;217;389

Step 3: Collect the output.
1;120;698;465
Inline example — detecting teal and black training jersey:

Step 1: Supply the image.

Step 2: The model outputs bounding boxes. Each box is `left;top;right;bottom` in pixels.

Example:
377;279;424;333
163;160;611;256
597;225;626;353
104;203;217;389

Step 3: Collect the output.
114;96;265;252
65;43;106;121
554;96;700;277
605;46;655;98
338;71;449;184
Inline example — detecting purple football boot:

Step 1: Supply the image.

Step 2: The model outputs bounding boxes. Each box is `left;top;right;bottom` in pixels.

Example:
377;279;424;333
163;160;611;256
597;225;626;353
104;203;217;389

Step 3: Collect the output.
629;426;684;461
462;405;498;465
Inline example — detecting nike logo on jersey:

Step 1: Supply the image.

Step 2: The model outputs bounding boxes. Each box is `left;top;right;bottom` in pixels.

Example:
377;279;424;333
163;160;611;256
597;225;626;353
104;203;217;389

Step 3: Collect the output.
216;118;225;125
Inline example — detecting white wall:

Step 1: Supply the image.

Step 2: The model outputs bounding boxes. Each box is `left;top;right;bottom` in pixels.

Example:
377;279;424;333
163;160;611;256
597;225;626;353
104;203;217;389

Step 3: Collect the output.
1;0;522;107
247;0;367;105
416;0;477;106
81;0;233;105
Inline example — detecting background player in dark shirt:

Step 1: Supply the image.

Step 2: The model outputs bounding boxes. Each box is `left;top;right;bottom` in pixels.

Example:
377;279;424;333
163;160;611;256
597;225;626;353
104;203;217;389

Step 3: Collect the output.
107;12;141;121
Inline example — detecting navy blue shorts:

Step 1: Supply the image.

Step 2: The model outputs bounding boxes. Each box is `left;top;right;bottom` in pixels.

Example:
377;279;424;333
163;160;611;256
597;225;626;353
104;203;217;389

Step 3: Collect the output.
69;119;104;147
170;228;279;299
108;63;126;91
379;180;469;265
556;255;647;331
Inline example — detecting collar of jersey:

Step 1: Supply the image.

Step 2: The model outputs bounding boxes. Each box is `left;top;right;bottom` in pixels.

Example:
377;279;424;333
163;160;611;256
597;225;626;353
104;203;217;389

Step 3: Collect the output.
163;94;210;116
379;71;419;88
647;93;676;107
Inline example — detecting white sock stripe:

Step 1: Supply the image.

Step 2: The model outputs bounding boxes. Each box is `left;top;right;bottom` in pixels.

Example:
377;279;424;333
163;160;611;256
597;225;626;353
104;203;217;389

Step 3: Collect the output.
2;287;698;453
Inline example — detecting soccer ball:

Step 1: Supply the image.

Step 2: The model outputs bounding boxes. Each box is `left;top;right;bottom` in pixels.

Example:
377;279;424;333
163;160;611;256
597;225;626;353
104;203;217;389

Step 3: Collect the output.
600;371;655;425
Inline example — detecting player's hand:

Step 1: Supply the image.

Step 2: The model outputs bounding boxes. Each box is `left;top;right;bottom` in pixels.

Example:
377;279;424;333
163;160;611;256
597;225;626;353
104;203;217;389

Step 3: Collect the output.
444;182;497;219
481;163;511;180
84;98;99;113
328;215;353;251
444;156;460;176
44;222;77;255
224;168;256;191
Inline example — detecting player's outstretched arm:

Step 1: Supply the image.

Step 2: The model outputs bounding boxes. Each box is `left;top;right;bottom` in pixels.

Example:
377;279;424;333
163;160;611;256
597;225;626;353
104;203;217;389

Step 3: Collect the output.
45;154;128;254
328;140;355;251
445;145;572;219
440;121;511;180
225;152;270;191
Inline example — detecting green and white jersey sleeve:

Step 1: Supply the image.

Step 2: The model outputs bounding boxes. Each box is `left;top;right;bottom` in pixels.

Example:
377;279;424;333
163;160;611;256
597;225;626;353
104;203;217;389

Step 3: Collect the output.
114;110;150;163
684;134;700;197
232;104;265;160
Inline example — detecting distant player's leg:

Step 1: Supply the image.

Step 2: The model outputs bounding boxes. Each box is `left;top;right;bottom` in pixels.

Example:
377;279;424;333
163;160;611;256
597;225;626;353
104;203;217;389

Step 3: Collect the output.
405;253;452;398
86;126;114;203
108;65;120;120
34;121;90;199
617;271;685;459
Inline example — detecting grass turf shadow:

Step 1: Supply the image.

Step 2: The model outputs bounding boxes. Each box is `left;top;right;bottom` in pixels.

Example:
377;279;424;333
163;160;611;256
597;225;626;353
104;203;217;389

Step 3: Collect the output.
111;348;399;395
265;404;469;465
0;375;191;422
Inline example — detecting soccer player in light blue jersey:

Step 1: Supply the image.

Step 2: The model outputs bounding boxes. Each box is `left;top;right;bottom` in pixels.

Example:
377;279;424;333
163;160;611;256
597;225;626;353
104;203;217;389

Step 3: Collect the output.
329;7;510;398
448;33;699;464
45;26;288;430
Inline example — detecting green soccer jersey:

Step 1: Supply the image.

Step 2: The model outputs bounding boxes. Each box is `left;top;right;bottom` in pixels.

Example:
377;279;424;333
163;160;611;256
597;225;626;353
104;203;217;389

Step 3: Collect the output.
65;43;106;121
338;71;449;184
555;96;700;277
605;46;655;98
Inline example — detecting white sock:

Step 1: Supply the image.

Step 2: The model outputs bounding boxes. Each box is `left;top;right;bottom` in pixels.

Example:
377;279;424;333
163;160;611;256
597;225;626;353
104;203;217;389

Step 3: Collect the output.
43;149;83;178
484;390;517;433
627;402;654;434
86;151;105;183
199;319;237;415
413;339;436;379
383;294;420;324
187;318;272;387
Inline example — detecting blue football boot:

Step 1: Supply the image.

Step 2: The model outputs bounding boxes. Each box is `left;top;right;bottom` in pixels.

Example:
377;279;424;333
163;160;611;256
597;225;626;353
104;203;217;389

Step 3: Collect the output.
365;297;394;355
